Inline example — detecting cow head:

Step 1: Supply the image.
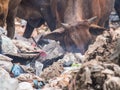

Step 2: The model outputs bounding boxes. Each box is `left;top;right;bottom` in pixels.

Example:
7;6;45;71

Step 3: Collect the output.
40;17;106;54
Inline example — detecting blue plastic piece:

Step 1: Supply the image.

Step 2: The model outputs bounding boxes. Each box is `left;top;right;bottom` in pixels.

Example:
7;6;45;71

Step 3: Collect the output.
11;64;24;77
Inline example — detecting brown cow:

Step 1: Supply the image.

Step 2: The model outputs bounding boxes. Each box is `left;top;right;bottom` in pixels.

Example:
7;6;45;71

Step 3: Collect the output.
6;0;22;38
0;0;22;38
0;0;9;27
37;0;114;54
40;18;106;54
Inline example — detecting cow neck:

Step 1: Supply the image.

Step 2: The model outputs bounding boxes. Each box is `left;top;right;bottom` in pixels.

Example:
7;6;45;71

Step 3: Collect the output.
64;0;93;23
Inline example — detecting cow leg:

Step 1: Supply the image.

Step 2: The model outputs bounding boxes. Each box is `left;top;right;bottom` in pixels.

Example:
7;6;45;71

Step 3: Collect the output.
0;0;9;27
104;20;109;29
115;8;120;19
6;0;21;39
40;8;56;31
23;23;34;38
6;8;16;39
114;0;120;19
23;18;45;38
40;0;56;31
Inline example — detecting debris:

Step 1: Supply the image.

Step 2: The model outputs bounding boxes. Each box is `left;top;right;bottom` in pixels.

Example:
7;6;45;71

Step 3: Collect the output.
11;64;25;77
0;68;18;90
16;82;33;90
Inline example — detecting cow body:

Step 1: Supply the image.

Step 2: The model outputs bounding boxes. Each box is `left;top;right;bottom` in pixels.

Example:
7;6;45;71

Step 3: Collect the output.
55;0;114;26
16;0;57;38
16;0;45;38
0;0;56;39
114;0;120;19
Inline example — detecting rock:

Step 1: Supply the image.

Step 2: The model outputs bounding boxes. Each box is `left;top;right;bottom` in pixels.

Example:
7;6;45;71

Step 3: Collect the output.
17;73;43;82
0;68;18;90
0;54;13;72
104;77;120;90
0;78;18;90
62;53;84;64
0;35;18;54
0;60;13;72
0;54;13;61
0;27;7;35
12;40;35;53
0;68;10;79
17;82;33;90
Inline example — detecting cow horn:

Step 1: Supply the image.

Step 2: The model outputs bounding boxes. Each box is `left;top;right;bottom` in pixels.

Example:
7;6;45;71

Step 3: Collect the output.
87;16;97;24
60;23;69;29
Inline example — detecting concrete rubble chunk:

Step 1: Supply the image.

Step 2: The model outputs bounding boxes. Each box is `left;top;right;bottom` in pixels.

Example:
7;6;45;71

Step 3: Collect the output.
17;82;33;90
0;68;18;90
0;35;18;54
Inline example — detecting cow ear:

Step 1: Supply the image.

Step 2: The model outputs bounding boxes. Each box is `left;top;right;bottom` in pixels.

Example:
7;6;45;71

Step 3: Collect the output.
87;16;97;24
41;27;65;40
89;24;106;35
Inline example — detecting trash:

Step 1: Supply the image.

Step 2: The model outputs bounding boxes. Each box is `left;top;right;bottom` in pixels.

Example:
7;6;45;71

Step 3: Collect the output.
38;40;65;65
11;64;25;77
5;52;39;65
0;35;18;54
71;63;81;67
63;60;73;67
40;61;64;81
0;54;13;72
33;80;45;89
17;73;43;82
17;82;33;90
12;40;35;53
35;61;43;76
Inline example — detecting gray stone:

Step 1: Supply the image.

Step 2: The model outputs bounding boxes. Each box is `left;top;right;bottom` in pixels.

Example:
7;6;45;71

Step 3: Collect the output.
0;68;18;90
1;35;18;54
17;82;33;90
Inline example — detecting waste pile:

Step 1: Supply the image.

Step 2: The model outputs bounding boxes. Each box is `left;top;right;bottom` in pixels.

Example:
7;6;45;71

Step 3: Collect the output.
0;12;120;90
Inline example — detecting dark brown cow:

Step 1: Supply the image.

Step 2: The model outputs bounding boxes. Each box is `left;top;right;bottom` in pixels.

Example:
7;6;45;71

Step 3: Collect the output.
40;18;106;54
0;0;56;38
16;0;57;38
114;0;120;19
